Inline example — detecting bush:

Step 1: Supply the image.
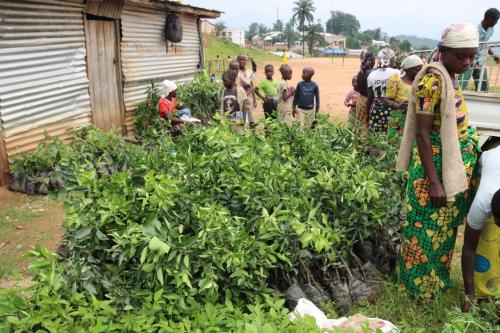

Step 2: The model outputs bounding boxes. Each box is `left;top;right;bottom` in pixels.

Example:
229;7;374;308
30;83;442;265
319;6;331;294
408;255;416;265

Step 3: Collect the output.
177;74;221;124
2;118;408;332
134;76;221;140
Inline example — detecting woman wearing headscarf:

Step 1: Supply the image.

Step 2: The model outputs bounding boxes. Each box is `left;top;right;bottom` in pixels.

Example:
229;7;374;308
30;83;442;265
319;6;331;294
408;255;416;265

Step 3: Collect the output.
158;80;199;129
366;49;400;132
396;23;481;298
384;55;424;142
355;52;375;128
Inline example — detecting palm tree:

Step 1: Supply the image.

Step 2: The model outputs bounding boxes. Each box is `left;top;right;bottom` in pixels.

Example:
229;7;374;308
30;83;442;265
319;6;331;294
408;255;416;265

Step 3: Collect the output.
306;23;325;55
292;0;315;56
283;20;299;50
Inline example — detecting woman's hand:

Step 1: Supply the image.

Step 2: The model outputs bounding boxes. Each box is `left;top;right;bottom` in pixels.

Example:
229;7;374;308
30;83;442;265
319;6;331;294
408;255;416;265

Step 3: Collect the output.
429;181;446;207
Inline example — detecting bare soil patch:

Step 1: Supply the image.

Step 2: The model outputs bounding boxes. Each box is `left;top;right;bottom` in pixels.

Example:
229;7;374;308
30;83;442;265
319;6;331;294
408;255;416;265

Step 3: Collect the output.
0;186;64;289
252;57;361;121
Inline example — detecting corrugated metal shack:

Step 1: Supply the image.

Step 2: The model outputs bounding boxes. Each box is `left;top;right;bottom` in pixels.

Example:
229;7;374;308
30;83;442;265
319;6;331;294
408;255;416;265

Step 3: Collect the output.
0;0;221;184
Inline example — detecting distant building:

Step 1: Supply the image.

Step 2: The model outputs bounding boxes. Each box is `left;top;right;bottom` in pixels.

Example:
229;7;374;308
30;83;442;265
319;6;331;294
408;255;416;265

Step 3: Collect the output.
321;33;346;48
225;27;245;47
251;35;264;47
263;36;273;46
200;19;215;35
372;40;389;47
264;31;283;39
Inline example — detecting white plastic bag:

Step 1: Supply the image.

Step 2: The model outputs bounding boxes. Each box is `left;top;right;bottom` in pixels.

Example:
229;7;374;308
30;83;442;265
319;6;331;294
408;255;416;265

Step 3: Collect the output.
289;298;399;333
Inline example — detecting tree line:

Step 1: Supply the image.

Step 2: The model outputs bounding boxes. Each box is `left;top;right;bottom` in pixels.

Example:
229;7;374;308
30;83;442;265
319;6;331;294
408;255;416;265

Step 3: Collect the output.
213;0;417;54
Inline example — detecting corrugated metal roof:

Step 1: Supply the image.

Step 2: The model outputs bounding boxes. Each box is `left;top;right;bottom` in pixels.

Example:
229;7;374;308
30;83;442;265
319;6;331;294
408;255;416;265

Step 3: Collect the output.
121;2;201;133
145;0;222;18
0;0;91;157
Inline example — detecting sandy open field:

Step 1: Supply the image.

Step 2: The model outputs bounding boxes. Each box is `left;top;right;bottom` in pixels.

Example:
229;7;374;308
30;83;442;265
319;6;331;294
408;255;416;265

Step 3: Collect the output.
252;57;361;121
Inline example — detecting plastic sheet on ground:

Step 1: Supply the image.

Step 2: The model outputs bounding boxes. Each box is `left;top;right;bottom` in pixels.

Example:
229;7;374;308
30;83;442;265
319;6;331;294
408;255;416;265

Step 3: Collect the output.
289;298;399;333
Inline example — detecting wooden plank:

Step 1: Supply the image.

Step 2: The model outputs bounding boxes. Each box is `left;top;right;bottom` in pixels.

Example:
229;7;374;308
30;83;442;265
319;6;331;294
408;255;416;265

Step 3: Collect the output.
114;20;126;135
0;126;9;186
97;20;108;130
102;20;113;130
87;19;122;131
106;22;121;130
84;16;98;127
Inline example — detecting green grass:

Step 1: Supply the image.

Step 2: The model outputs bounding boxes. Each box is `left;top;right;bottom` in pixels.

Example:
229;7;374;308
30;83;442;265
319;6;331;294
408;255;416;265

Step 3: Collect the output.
345;230;500;332
0;202;44;231
349;278;499;332
349;277;461;332
203;34;279;75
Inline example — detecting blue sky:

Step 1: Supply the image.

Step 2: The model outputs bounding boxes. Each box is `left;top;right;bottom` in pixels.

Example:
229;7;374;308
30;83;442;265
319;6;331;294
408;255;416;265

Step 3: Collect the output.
190;0;500;40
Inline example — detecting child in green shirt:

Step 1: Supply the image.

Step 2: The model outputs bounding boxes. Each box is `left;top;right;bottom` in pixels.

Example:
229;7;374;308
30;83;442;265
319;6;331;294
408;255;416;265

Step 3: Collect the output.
255;64;279;119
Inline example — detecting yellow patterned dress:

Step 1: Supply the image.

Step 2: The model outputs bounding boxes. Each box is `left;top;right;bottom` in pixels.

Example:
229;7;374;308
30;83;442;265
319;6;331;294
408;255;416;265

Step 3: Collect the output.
398;73;481;298
385;74;411;143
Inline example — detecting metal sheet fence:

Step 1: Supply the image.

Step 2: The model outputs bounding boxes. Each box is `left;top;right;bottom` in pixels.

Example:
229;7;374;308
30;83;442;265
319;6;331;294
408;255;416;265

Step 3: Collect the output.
0;0;91;156
120;3;202;134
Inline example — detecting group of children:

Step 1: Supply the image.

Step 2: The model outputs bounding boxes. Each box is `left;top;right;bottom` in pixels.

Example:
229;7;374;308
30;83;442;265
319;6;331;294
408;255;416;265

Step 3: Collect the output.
220;54;320;131
157;54;320;133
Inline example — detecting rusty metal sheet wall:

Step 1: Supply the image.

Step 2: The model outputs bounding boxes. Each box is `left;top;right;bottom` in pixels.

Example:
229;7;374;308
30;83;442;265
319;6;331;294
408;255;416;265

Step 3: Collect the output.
121;2;201;133
0;0;91;156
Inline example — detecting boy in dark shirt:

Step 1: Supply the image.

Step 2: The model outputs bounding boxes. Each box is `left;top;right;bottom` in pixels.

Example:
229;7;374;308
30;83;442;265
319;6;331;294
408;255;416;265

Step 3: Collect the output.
220;70;251;132
293;67;320;130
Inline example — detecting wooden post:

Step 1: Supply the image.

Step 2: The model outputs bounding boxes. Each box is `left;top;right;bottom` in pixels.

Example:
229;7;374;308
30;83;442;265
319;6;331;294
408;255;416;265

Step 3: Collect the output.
0;126;9;186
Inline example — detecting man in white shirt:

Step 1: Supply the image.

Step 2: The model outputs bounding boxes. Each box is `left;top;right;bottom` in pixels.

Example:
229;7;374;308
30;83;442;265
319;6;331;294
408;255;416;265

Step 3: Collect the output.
366;49;399;132
461;145;500;311
459;8;500;91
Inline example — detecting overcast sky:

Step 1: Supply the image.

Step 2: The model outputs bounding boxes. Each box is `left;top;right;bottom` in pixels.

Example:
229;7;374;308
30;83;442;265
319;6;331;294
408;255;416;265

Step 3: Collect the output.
189;0;500;40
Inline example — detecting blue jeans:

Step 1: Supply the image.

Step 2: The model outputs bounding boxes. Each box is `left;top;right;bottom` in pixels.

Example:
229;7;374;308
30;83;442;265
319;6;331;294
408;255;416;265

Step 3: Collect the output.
176;108;193;117
459;68;489;92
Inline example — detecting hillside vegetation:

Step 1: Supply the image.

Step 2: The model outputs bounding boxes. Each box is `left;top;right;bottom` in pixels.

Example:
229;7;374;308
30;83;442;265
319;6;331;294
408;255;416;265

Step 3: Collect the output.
393;35;439;50
202;33;279;63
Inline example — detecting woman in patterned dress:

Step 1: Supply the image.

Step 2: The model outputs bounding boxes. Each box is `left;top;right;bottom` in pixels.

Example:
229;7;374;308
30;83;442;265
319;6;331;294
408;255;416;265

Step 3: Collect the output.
355;52;375;129
384;55;424;143
397;23;481;298
366;49;400;133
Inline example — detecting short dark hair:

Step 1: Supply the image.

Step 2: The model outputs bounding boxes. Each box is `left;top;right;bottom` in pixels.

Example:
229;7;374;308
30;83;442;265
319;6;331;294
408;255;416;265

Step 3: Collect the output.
485;8;500;20
264;64;274;70
222;69;237;82
279;64;291;72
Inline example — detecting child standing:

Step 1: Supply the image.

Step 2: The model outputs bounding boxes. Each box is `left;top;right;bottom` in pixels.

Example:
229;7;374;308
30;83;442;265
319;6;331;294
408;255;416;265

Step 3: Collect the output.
293;67;320;130
344;75;360;123
282;50;288;65
236;54;256;125
255;64;279;120
277;65;295;125
220;70;251;133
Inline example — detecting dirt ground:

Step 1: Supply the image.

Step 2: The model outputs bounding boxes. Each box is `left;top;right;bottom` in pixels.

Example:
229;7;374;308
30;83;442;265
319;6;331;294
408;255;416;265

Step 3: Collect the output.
0;187;64;289
251;56;360;121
